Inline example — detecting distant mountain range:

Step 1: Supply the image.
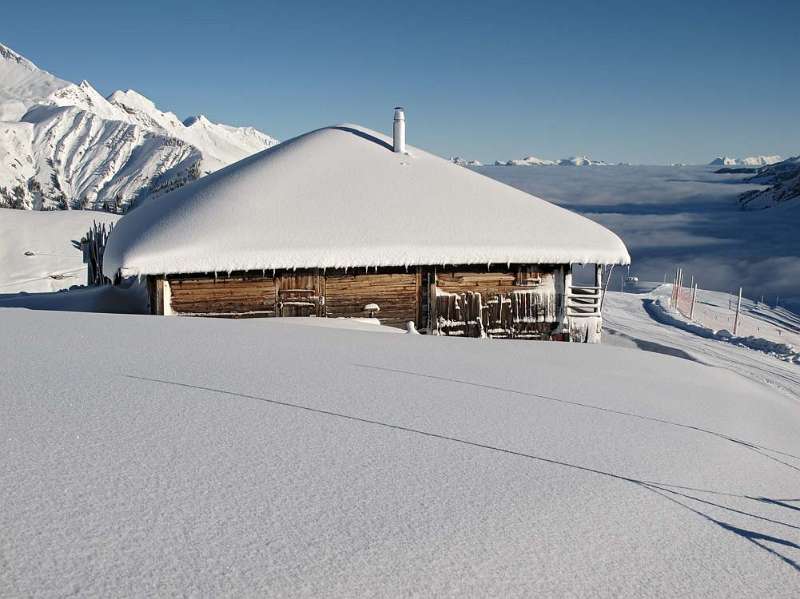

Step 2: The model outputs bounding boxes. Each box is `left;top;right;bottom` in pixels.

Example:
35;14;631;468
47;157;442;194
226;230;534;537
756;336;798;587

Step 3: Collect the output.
449;156;483;167
709;155;782;167
0;43;278;211
494;155;613;167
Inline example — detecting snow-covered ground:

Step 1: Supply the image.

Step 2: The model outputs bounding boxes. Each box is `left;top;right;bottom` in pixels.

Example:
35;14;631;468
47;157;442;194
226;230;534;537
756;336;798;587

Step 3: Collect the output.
0;208;119;293
3;187;800;596
673;285;800;350
603;286;800;400
2;306;800;597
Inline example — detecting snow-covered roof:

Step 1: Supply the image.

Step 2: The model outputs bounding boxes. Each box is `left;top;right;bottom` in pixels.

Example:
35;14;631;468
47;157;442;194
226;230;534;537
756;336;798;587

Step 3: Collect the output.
104;124;630;277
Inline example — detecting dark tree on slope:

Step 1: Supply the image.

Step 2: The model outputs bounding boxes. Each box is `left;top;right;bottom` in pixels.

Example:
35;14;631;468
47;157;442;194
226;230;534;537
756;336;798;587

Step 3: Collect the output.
55;193;70;210
11;185;31;210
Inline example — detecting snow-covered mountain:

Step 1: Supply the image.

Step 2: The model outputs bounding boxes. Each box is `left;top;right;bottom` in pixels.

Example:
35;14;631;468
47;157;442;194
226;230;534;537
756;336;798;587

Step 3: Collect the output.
709;155;781;167
449;156;482;167
739;155;800;209
0;43;278;211
495;155;610;166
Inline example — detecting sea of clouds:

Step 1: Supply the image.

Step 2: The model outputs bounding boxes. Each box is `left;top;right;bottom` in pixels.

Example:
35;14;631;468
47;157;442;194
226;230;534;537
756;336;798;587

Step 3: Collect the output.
478;165;800;311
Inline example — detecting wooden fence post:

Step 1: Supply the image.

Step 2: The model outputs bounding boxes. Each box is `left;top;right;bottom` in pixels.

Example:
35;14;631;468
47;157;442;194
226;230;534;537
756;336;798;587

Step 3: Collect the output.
733;287;742;335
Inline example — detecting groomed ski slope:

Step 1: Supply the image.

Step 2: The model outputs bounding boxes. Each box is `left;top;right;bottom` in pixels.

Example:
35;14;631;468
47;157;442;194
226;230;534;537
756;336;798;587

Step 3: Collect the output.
2;308;800;597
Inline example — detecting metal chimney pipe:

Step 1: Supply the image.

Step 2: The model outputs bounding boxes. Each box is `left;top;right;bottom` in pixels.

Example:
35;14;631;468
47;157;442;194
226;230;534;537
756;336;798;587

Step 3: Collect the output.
393;107;405;153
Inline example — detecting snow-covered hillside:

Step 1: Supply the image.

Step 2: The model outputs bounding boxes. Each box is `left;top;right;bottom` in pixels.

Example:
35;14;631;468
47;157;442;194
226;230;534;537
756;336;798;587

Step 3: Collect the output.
709;155;782;167
739;156;800;209
495;155;611;166
0;43;278;210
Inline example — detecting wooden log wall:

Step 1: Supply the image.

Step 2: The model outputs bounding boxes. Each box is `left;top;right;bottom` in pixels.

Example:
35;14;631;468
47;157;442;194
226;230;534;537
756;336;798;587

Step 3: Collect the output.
166;275;277;316
151;265;570;339
435;270;518;297
325;270;418;328
433;266;564;339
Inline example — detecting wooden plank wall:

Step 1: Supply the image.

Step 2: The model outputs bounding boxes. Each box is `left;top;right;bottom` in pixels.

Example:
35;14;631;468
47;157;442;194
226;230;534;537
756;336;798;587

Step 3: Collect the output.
325;271;418;328
433;266;563;339
277;271;322;317
435;270;518;297
147;277;165;315
167;275;277;316
156;265;567;338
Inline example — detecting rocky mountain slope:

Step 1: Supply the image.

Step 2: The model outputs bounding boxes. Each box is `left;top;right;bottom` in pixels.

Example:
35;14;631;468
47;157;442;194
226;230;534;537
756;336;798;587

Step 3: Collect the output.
0;43;278;211
739;156;800;209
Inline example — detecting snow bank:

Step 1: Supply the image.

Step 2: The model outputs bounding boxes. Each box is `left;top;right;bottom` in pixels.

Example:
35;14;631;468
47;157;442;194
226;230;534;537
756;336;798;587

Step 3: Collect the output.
2;309;800;596
104;125;630;278
646;297;798;364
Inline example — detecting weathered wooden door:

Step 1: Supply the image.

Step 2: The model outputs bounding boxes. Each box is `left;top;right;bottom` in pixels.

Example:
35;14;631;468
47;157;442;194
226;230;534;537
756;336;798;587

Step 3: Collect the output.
276;271;323;317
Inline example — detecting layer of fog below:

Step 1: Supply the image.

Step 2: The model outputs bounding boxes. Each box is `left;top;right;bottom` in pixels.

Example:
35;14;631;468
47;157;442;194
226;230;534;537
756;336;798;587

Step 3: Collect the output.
479;165;800;311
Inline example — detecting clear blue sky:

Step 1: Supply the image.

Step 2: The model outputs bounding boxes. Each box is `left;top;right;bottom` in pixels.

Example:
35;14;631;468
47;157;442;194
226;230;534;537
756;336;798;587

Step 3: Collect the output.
3;0;798;164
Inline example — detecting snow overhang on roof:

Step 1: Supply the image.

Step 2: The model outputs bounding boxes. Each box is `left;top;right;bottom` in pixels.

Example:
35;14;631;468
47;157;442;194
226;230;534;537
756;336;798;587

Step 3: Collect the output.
103;124;630;279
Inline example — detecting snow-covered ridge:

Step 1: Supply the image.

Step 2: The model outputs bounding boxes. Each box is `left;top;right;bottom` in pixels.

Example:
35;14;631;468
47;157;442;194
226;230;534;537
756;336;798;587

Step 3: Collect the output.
0;42;278;211
738;155;800;209
709;155;781;167
495;155;611;166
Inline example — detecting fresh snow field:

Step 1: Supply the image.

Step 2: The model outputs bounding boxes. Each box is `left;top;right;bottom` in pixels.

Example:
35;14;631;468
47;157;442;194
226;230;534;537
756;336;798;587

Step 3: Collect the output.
0;208;119;293
480;165;800;312
2;307;800;597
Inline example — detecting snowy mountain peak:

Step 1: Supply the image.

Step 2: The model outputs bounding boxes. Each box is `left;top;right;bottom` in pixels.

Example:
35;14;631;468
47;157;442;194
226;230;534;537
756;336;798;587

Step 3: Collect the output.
0;42;39;71
709;155;781;167
495;154;609;167
107;89;157;113
183;114;207;125
48;80;126;122
0;43;279;211
0;42;69;121
107;88;186;132
450;156;482;167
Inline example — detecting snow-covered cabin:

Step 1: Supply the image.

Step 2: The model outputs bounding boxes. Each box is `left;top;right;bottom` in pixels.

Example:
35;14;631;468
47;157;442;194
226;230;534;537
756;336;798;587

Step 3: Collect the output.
103;109;629;342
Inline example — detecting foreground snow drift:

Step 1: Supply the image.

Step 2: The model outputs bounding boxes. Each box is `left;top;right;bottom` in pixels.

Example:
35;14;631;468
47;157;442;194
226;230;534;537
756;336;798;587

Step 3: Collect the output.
2;309;800;597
